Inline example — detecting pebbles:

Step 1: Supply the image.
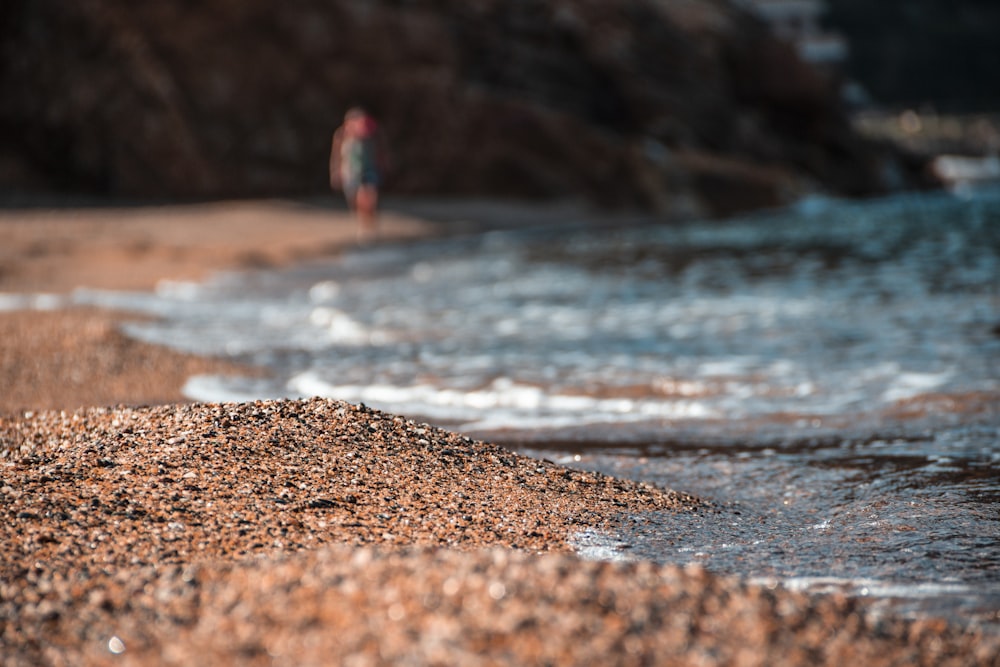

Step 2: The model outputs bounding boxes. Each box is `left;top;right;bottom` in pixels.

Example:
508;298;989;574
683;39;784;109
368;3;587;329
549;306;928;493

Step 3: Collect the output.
1;398;996;666
1;398;698;563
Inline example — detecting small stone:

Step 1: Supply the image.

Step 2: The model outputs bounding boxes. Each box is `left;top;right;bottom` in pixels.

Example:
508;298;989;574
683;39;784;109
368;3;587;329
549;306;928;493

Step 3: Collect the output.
108;636;125;654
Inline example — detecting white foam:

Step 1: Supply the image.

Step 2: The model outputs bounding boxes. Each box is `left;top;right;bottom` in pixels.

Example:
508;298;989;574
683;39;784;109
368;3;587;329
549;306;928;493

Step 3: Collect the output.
286;370;718;430
570;529;635;562
0;292;67;311
182;374;289;404
698;358;759;376
882;371;953;403
768;575;983;601
309;307;375;345
308;280;341;303
155;280;204;300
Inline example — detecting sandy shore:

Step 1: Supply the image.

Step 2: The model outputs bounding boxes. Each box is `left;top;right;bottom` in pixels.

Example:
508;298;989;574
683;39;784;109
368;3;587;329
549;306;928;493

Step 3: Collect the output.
1;200;997;665
0;199;434;414
0;198;437;293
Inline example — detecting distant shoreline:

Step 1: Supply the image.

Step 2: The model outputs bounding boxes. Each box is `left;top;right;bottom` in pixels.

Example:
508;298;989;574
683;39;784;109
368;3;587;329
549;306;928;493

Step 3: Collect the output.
0;198;425;414
0;196;625;414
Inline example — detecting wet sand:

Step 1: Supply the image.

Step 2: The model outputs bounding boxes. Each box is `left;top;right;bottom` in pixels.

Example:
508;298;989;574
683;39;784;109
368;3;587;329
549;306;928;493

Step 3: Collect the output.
1;200;997;665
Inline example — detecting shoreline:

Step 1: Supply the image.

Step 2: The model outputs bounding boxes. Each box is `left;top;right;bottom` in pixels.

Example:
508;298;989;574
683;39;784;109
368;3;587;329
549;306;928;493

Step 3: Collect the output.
0;197;439;294
0;198;439;415
2;198;997;665
0;195;645;415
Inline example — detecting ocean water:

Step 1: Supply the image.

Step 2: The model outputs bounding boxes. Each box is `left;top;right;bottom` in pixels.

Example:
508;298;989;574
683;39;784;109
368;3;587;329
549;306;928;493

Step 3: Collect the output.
73;191;1000;630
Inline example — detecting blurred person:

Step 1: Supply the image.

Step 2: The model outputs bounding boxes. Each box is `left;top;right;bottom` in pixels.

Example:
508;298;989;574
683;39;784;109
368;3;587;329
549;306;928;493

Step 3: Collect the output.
330;107;386;242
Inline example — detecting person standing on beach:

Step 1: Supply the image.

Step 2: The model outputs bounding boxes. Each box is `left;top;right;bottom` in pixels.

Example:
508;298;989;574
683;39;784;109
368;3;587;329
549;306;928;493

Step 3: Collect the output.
330;107;386;242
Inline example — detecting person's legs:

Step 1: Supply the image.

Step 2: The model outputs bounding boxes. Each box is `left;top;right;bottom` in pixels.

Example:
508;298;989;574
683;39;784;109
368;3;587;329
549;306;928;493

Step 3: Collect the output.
355;184;378;242
342;180;359;211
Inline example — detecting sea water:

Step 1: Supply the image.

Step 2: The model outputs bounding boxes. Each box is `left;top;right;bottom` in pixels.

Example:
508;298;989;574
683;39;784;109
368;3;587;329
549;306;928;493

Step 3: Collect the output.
73;190;1000;630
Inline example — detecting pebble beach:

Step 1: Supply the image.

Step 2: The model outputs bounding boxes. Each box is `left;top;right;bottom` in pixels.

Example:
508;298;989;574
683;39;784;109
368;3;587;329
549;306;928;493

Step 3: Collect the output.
2;201;998;666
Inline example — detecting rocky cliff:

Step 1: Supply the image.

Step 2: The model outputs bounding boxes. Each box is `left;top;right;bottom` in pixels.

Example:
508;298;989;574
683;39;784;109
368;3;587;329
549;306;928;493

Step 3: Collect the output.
0;0;926;216
827;0;1000;113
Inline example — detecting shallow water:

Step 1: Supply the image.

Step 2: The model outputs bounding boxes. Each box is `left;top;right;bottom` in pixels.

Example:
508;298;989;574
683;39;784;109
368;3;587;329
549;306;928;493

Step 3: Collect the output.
539;419;1000;629
75;190;1000;630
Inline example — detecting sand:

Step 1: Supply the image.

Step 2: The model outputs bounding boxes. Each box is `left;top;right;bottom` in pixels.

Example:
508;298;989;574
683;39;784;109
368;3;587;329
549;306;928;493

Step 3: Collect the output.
1;199;997;666
0;199;432;414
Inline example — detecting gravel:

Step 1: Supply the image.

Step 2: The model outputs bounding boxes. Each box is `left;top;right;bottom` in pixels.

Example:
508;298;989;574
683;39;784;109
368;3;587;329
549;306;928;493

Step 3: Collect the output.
2;398;996;666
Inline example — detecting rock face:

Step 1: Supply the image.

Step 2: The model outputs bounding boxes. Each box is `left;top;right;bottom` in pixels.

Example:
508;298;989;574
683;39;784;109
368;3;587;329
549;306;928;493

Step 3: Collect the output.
827;0;1000;112
0;0;924;216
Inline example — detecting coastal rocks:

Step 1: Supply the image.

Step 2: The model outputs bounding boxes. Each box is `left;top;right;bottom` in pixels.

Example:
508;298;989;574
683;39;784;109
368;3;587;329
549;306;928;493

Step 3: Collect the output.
0;0;919;215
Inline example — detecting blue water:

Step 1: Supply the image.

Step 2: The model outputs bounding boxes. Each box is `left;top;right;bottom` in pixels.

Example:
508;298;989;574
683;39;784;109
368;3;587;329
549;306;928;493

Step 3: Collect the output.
68;190;1000;630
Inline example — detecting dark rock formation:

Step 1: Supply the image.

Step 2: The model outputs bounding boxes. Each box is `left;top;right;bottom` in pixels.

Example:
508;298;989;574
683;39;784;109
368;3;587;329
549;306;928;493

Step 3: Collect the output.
0;0;924;216
827;0;1000;113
